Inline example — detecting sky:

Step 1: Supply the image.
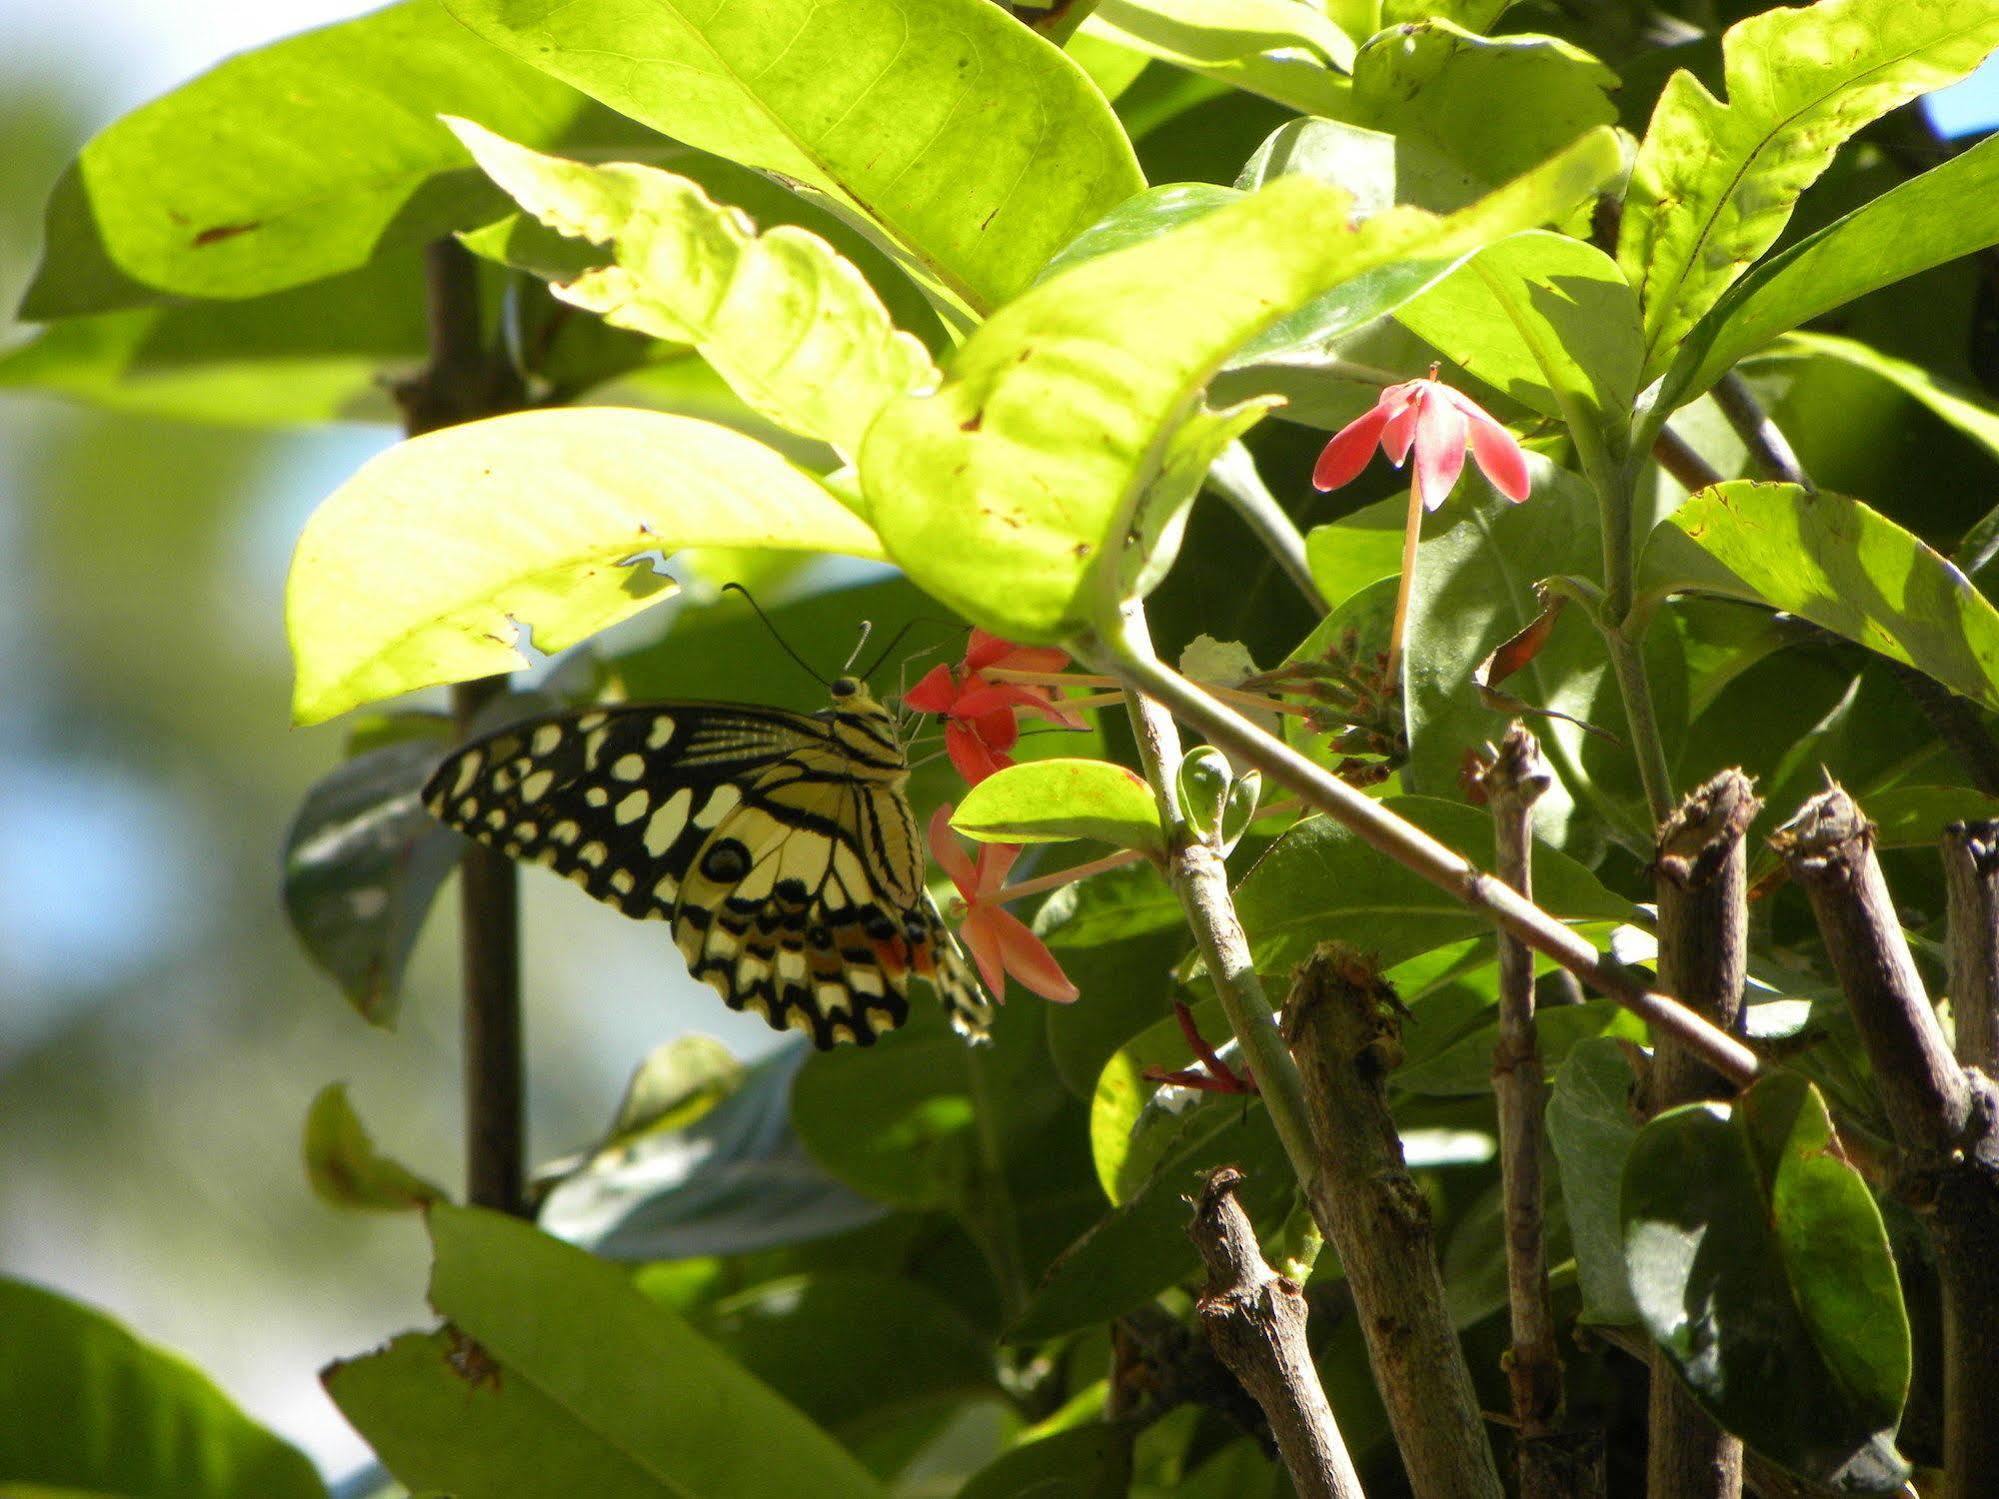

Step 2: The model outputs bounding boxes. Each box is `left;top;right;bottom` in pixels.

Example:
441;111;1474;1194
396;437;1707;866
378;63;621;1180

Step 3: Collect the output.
0;0;1994;1480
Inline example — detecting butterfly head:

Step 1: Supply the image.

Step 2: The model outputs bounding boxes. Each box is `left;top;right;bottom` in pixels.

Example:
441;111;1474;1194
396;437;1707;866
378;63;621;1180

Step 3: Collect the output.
830;675;862;700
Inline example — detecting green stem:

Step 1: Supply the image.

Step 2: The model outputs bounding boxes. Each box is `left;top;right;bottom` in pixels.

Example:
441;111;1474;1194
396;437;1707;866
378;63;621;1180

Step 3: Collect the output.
1384;472;1424;690
1589;443;1674;825
1607;627;1674;826
1114;603;1341;1206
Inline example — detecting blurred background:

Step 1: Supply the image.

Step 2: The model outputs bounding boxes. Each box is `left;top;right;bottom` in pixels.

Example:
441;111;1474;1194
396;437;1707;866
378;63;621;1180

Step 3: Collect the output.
2;0;1998;1480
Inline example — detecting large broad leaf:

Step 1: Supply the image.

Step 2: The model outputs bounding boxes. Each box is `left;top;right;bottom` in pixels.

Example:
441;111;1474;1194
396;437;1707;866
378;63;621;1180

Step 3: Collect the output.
1231;794;1635;975
539;1043;886;1260
0;1279;326;1499
449;122;935;457
286;408;882;724
1545;1037;1641;1326
324;1205;885;1499
1617;0;1999;377
1396;230;1641;436
1661;132;1999;411
1642;481;1999;713
1236;115;1484;216
1349;20;1617;197
20;0;635;316
1080;0;1356;116
861;132;1622;645
446;0;1142;316
281;733;461;1025
951;759;1164;854
1623;1073;1912;1490
956;1423;1136;1499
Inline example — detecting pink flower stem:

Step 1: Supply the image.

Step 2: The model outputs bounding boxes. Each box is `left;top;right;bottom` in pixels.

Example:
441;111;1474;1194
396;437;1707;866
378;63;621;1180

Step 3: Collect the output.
993;846;1150;904
985;667;1320;720
1384;470;1425;691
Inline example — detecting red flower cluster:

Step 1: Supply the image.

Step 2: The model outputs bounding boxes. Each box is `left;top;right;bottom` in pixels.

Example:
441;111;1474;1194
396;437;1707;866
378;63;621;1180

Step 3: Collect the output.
927;806;1079;1006
904;630;1084;786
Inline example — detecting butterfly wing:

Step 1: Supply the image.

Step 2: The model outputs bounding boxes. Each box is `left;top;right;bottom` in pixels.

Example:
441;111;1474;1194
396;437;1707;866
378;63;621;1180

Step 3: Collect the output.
422;699;993;1047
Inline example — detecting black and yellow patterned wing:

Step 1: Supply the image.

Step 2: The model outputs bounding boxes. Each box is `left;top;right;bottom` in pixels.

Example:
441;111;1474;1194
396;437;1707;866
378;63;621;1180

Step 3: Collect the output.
421;689;993;1048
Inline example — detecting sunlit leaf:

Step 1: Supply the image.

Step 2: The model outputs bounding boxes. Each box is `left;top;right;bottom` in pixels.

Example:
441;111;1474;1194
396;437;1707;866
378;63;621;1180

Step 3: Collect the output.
1643;481;1999;712
1623;1074;1912;1489
449;121;936;456
21;0;637;315
862;132;1622;644
1080;0;1356;115
287;408;883;724
0;1279;326;1499
1618;0;1999;376
954;760;1163;853
446;0;1142;316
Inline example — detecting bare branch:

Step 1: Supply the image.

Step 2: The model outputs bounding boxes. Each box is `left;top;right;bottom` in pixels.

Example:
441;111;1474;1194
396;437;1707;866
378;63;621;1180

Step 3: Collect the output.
1945;821;1999;1074
1190;1167;1365;1499
1712;372;1813;492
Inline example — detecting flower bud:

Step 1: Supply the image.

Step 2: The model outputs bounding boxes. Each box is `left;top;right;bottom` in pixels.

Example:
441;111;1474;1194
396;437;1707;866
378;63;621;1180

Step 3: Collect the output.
1177;745;1233;842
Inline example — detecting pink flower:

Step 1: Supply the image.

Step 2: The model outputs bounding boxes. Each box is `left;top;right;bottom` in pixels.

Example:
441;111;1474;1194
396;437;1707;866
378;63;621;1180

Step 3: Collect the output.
1312;372;1531;512
905;630;1086;786
927;805;1079;1004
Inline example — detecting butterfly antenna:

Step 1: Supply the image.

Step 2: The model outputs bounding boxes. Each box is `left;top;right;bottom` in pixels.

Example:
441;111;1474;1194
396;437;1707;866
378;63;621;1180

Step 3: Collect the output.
841;619;876;676
721;582;829;689
858;618;924;683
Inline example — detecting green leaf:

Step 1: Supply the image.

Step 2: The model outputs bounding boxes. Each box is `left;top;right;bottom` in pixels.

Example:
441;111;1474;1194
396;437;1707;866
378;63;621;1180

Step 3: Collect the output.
448;121;935;456
1618;0;1999;377
956;1422;1136;1499
0;1278;326;1499
1090;996;1235;1201
286;408;882;724
20;0;633;316
303;1083;447;1211
1232;795;1635;976
1857;784;1999;848
1350;21;1618;196
1305;510;1405;615
281;734;461;1025
539;1043;886;1260
1036;183;1245;285
1382;0;1515;29
1548;1037;1641;1325
326;1205;885;1499
1035;859;1184;950
862;132;1622;644
1396;230;1641;434
1761;332;1999;486
1622;1074;1912;1490
1662;133;1999;411
1081;1;1356;116
1236;116;1484;215
1643;481;1999;713
1393;998;1648;1096
952;758;1164;854
1011;1099;1292;1340
446;0;1142;316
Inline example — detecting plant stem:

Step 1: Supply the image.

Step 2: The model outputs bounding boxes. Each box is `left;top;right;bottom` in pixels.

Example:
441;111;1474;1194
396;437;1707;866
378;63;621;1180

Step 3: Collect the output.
1605;628;1675;825
995;847;1149;905
406;238;529;1217
1206;440;1331;614
1714;371;1813;491
1089;634;1761;1087
1116;603;1327;1210
1384;475;1424;690
1944;821;1999;1074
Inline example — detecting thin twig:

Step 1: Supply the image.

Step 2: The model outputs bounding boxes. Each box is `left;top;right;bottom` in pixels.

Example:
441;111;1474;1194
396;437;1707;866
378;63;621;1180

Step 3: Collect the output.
1206;440;1331;614
1646;770;1759;1499
407;238;529;1218
1944;821;1999;1074
1477;727;1584;1499
1189;1167;1363;1499
1088;637;1762;1087
1284;948;1505;1499
1652;426;1726;493
1712;372;1814;492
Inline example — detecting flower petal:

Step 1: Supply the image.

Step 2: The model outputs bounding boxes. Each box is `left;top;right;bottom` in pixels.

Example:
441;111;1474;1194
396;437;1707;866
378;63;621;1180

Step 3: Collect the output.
974;840;1024;896
945;720;1011;785
1311;403;1391;492
1380;392;1423;465
927;803;977;895
964;630;1016;674
1412;386;1468;511
961;910;1010;1001
1458;401;1531;502
904;663;960;714
987;907;1080;1002
953;681;1058;721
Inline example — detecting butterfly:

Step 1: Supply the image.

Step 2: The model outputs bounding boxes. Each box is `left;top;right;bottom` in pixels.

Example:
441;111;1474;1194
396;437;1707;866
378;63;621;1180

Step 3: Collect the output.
422;674;993;1049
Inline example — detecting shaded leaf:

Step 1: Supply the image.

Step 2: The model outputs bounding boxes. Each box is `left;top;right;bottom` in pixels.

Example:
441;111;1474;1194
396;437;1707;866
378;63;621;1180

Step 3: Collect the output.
1547;1037;1642;1325
281;733;460;1024
1623;1074;1911;1490
1394;998;1648;1096
956;1421;1137;1499
303;1084;447;1212
0;1279;326;1499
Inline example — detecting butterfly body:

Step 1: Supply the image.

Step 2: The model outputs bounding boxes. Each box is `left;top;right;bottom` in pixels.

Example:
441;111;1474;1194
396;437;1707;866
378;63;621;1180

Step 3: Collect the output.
423;678;992;1048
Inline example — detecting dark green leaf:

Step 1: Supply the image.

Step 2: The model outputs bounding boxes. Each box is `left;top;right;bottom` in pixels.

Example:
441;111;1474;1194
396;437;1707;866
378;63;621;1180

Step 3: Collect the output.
1546;1037;1641;1325
0;1278;326;1499
1622;1074;1912;1489
956;1422;1137;1499
1394;998;1648;1096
